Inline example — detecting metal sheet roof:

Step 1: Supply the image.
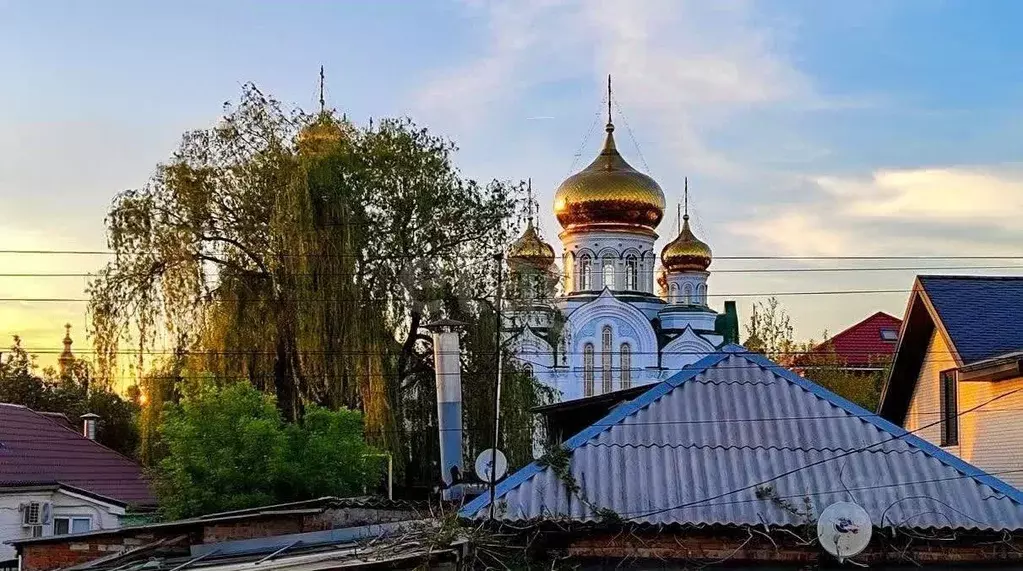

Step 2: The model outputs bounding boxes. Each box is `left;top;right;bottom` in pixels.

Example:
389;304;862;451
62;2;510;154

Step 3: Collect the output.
461;346;1023;530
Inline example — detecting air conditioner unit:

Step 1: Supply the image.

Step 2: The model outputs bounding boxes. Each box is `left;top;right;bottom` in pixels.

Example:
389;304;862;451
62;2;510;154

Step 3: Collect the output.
20;502;51;527
21;502;41;526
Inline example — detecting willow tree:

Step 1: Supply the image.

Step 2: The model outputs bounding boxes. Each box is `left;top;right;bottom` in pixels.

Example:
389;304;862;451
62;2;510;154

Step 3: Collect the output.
88;85;519;466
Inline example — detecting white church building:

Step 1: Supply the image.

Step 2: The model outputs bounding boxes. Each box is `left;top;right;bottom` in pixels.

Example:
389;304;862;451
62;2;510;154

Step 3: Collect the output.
504;108;738;403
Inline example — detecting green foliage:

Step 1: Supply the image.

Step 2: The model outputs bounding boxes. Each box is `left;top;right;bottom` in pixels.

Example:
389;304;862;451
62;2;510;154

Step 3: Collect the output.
87;84;542;491
154;379;374;519
743;297;797;360
744;299;889;411
0;337;139;457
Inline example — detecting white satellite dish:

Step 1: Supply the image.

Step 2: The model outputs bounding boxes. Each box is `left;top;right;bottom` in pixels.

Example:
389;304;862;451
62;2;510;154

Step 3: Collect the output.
475;449;508;483
817;501;872;562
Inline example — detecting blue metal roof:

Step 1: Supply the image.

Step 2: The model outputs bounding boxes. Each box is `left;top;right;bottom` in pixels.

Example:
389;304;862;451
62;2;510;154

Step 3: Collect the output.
461;346;1023;529
919;275;1023;364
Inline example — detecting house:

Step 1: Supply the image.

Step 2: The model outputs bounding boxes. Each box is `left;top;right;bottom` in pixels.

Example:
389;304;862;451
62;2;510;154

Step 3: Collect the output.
0;403;155;563
792;311;901;373
9;497;427;571
878;275;1023;489
461;345;1023;565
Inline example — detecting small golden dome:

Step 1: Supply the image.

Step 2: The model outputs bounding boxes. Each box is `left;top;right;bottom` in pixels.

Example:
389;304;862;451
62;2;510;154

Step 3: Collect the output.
554;123;665;234
297;112;345;155
508;218;556;270
661;214;712;272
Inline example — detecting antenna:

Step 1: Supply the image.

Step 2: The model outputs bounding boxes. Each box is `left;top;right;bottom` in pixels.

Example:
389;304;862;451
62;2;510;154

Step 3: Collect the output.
817;502;872;563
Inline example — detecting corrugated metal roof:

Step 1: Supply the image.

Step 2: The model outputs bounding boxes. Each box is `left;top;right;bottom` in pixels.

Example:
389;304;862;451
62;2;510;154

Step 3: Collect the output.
461;346;1023;530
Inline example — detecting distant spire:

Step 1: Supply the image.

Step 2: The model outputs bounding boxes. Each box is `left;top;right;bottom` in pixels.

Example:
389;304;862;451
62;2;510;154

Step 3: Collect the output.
318;65;326;114
59;324;74;377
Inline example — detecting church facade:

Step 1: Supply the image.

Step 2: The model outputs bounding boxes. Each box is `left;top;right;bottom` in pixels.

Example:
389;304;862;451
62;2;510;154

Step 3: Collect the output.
504;110;738;403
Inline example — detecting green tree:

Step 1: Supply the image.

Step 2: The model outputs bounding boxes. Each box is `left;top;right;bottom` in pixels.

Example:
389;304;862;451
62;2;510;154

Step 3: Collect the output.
88;85;523;483
743;299;887;410
743;297;798;361
154;379;374;519
0;337;140;457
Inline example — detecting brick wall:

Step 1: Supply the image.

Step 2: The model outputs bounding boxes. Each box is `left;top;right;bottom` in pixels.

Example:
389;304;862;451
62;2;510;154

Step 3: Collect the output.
563;530;1023;565
20;533;173;571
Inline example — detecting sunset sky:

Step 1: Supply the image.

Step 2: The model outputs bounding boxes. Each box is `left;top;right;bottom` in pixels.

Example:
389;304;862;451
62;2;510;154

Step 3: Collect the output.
2;0;1022;375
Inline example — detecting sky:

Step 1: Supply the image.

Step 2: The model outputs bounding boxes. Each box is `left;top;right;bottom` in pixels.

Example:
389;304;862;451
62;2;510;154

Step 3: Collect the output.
2;0;1023;371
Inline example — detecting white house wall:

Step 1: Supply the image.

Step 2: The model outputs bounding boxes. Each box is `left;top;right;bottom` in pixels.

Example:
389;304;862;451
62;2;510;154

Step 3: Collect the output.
0;489;123;561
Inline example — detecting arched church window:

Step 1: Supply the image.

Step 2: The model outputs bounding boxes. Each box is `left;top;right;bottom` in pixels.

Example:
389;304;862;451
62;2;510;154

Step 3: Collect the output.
523;363;534;377
601;326;613;394
697;283;707;304
620;343;632;389
579;255;592;290
683;283;693;304
625;255;637;290
583;343;595;396
602;257;615;289
669;283;679;303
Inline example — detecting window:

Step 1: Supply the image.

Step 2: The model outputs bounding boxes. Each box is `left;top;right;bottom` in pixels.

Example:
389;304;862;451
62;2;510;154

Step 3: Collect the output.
579;255;592;290
880;329;898;341
53;517;91;536
939;369;958;446
624;255;638;290
620;343;632;389
583;343;595;396
669;283;679;303
523;363;533;377
683;283;693;304
602;258;615;289
697;284;706;304
601;326;613;394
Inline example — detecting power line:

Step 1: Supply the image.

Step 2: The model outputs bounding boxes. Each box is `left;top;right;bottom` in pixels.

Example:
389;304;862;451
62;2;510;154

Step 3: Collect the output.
3;265;1023;278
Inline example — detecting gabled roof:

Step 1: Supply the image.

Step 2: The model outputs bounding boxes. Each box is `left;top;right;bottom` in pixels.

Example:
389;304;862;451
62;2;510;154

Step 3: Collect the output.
878;275;1023;424
0;403;155;507
461;346;1023;530
917;275;1023;364
797;311;901;368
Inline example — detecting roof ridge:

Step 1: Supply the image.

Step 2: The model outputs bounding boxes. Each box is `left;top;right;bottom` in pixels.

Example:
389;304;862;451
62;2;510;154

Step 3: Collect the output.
919;274;1023;281
817;311;902;348
20;406;149;474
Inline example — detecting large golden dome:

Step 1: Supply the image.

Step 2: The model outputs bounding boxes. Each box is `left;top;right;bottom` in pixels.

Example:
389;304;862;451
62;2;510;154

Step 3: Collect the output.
661;213;712;272
507;217;556;270
554;122;665;234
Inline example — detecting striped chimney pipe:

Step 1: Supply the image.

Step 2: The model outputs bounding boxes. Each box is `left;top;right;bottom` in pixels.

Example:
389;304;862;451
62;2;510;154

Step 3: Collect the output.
425;318;466;501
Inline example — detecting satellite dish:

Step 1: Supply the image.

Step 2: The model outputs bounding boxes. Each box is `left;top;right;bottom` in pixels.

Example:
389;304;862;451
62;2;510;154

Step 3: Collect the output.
475;449;508;483
817;501;872;562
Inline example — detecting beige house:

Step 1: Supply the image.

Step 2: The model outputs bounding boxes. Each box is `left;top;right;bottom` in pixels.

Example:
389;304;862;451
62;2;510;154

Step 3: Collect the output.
879;275;1023;489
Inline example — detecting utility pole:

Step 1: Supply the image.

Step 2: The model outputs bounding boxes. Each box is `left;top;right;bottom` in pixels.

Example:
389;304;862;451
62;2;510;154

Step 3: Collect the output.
489;252;505;522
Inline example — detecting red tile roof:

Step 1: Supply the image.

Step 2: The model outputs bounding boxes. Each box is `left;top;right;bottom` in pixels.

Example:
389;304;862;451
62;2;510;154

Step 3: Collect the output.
814;311;902;368
0;403;155;507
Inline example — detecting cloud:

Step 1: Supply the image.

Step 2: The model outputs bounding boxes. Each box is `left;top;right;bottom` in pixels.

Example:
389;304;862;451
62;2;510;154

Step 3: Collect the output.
728;167;1023;257
413;0;817;175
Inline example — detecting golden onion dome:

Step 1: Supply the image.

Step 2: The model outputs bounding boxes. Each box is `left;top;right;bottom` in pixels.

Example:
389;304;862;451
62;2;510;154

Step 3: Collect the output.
661;213;712;272
297;112;345;155
554;122;665;234
507;217;556;270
